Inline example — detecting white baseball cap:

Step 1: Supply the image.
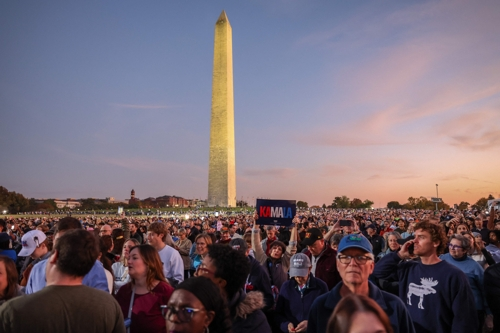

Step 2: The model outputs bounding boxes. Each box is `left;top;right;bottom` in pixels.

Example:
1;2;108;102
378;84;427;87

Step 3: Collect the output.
19;230;47;257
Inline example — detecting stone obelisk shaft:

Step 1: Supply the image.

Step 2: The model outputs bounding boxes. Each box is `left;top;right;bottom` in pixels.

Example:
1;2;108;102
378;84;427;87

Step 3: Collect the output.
208;11;236;207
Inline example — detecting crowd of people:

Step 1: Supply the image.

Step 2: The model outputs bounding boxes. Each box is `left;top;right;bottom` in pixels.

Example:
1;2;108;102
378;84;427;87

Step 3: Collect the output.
0;205;499;333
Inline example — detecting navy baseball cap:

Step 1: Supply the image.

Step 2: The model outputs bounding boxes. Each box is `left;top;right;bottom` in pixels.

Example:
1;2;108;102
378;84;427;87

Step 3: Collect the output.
337;234;373;254
229;238;248;253
302;228;323;246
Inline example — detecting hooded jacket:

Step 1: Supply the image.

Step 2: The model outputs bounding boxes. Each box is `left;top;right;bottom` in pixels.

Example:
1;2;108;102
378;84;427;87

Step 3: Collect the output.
246;256;274;311
229;290;271;333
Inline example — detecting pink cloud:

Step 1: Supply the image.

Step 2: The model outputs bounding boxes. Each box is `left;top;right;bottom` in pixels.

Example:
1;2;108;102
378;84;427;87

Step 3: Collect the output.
450;130;500;151
438;174;494;183
433;107;500;151
294;0;500;150
367;174;421;181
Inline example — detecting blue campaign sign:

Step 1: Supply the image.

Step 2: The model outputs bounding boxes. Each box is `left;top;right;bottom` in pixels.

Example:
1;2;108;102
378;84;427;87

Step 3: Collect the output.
256;199;296;226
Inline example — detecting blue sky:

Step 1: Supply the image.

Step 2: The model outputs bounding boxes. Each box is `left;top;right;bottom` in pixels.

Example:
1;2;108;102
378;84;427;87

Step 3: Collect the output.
1;0;499;207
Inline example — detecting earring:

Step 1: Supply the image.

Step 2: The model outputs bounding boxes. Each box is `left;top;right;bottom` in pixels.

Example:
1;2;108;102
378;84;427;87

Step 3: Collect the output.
204;327;209;333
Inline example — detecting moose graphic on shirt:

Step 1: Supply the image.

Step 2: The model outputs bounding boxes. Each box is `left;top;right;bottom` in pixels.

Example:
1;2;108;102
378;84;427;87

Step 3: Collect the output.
407;277;438;309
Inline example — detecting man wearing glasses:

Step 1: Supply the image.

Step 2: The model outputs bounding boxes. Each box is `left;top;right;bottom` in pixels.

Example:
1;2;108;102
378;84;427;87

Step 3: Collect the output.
307;234;414;333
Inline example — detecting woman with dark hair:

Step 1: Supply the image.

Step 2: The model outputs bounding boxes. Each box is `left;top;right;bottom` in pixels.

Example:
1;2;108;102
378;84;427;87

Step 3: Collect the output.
101;235;116;263
0;256;23;305
114;244;174;333
98;236;114;294
165;276;231;333
139;226;148;239
327;293;393;333
486;230;500;263
394;220;407;234
195;243;271;333
112;228;125;258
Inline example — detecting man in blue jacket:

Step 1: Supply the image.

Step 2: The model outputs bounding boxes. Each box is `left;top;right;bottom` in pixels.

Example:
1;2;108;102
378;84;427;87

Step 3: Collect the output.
275;253;328;333
307;233;415;333
25;217;109;294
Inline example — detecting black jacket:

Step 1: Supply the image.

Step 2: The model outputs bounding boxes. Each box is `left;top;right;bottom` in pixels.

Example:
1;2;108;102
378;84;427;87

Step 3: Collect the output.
484;263;500;329
247;256;274;311
229;290;271;333
365;233;385;256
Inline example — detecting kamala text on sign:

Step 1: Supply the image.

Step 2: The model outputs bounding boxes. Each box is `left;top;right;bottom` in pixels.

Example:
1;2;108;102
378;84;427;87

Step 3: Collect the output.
256;199;296;226
259;206;294;218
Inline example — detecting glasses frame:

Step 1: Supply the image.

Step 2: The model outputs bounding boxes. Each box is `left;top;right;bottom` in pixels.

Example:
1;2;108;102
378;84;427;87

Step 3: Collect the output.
161;305;205;323
447;243;464;250
337;255;373;265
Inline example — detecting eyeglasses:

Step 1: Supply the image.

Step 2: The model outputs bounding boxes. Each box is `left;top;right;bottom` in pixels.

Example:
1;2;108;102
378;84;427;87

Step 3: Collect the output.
161;305;205;322
448;243;463;250
337;255;373;265
195;265;215;276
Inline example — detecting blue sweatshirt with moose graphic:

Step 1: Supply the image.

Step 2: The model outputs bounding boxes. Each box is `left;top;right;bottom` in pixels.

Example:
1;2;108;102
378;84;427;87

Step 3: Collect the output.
373;252;478;333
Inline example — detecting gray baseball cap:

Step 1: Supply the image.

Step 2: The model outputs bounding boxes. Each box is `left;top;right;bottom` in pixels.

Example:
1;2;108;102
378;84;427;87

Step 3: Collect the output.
289;253;311;277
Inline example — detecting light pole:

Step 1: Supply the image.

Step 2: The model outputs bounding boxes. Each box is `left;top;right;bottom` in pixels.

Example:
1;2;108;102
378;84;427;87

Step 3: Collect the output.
435;184;439;211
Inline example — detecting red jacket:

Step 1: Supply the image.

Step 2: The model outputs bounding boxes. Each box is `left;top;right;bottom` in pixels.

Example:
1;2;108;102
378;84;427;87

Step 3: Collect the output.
305;246;341;290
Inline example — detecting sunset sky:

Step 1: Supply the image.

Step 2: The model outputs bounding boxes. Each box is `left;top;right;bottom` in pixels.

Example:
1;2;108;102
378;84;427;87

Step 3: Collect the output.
1;0;499;207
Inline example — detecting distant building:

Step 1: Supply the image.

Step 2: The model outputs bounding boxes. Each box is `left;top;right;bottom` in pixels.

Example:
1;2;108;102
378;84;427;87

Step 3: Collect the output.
126;190;196;208
54;199;82;209
106;197;129;205
156;195;189;208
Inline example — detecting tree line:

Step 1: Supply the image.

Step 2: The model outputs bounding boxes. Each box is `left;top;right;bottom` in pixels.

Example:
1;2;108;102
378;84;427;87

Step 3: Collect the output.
297;196;375;209
386;194;496;210
0;186;122;213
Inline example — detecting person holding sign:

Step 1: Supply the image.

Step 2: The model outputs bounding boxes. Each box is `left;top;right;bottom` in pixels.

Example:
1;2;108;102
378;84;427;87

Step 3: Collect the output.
251;215;298;291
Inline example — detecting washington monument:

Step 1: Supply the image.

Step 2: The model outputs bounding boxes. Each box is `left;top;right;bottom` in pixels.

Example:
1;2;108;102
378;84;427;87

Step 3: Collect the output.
208;11;236;207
